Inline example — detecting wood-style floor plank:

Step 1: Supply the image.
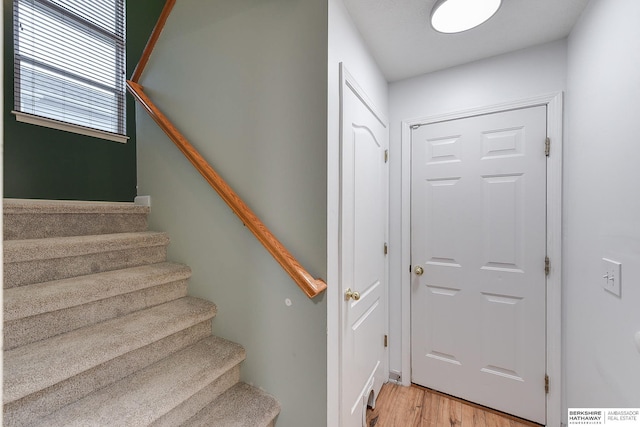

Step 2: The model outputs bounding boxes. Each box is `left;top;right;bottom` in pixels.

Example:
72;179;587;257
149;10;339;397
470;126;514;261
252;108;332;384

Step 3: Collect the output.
395;384;424;426
485;411;512;427
436;393;463;427
461;402;487;427
436;394;451;427
367;381;424;427
366;383;541;427
420;389;441;427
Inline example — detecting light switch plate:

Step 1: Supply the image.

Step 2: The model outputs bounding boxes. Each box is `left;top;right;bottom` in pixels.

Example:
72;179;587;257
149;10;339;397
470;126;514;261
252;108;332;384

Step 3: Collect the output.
602;258;622;297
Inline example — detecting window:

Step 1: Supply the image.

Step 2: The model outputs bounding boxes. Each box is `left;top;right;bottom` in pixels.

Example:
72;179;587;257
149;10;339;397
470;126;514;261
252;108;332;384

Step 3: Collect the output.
13;0;127;142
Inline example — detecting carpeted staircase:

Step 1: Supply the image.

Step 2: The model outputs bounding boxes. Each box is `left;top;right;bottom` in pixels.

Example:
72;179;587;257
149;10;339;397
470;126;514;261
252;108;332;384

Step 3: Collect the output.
3;199;280;426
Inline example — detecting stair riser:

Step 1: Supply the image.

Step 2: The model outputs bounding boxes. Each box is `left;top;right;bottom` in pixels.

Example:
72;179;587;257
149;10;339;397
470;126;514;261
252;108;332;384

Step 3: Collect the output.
4;263;192;322
150;365;240;427
4;246;167;288
4;213;148;240
3;321;212;427
182;383;281;427
5;298;217;404
39;336;246;427
4;280;189;349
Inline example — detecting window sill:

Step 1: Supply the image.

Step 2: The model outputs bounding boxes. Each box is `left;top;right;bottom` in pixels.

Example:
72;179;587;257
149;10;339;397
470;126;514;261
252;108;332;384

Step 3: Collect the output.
13;111;129;144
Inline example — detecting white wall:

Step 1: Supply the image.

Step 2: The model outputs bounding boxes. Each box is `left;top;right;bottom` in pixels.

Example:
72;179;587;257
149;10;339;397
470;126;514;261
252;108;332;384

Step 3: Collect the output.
564;0;640;416
388;39;568;378
136;1;327;426
327;0;388;425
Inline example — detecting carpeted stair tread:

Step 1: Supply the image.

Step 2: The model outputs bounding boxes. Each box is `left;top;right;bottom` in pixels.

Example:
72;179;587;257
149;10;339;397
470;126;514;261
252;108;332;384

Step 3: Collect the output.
3;322;213;427
4;231;170;288
40;336;246;427
183;382;280;427
4;231;169;263
4;280;189;350
3;198;150;214
4;199;150;240
4;296;216;404
4;262;192;322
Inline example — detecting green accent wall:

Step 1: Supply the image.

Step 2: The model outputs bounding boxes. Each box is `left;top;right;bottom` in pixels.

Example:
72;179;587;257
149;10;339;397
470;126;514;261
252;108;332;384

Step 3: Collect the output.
3;0;166;201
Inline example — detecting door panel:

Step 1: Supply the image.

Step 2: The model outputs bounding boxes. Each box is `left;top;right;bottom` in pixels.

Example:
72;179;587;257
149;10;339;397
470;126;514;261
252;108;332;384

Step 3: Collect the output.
411;106;547;424
341;71;388;427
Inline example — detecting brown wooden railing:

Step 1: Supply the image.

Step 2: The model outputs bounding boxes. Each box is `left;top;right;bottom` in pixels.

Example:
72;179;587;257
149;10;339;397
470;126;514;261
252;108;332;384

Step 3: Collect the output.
127;0;326;299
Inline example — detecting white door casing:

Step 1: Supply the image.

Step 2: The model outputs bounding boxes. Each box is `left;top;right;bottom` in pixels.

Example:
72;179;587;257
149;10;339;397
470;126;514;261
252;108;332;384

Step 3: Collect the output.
411;106;548;423
339;64;389;427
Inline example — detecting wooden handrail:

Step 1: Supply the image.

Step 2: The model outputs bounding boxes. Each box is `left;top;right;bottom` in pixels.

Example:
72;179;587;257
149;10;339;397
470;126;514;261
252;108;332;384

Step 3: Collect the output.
128;0;326;298
127;80;327;298
130;0;176;83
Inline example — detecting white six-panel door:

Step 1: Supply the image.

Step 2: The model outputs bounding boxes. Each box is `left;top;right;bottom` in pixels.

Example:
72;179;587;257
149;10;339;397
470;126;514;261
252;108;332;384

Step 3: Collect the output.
340;67;388;427
411;106;547;423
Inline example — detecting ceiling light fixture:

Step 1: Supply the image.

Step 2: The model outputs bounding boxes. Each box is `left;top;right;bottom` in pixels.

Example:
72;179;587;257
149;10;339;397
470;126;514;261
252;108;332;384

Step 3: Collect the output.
431;0;502;34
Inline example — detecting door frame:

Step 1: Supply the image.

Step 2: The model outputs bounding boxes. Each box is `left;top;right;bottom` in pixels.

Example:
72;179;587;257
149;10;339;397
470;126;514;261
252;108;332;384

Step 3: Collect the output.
327;62;390;427
399;93;563;426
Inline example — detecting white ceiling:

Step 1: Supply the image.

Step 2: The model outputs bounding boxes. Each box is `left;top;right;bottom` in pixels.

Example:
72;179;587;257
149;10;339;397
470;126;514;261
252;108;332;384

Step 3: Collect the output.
342;0;591;82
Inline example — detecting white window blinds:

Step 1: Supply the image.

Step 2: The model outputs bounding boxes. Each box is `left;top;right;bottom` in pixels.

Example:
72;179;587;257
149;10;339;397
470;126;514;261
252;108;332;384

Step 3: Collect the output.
13;0;126;138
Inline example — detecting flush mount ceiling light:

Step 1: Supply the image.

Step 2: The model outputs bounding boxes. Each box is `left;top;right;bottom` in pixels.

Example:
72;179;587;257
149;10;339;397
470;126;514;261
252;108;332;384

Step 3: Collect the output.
431;0;502;34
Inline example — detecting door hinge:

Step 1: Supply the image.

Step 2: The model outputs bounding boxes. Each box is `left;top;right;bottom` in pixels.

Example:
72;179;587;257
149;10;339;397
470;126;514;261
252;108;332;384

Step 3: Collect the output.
384;243;388;255
384;335;388;348
384;149;389;163
545;256;550;276
545;374;550;394
545;137;551;157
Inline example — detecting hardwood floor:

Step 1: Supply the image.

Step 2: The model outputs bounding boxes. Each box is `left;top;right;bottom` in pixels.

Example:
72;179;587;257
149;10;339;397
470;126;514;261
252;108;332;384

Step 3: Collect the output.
366;383;542;427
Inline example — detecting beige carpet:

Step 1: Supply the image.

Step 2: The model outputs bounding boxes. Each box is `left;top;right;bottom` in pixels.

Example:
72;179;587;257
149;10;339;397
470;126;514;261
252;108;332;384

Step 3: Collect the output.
3;199;279;426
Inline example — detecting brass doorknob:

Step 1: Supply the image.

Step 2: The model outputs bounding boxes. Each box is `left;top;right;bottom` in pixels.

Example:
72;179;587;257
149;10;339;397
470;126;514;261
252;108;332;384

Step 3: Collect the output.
345;288;361;301
414;266;424;276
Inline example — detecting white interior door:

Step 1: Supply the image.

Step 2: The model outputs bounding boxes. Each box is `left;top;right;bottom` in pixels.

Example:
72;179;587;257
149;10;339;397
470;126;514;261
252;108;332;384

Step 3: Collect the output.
411;106;547;423
340;65;388;427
